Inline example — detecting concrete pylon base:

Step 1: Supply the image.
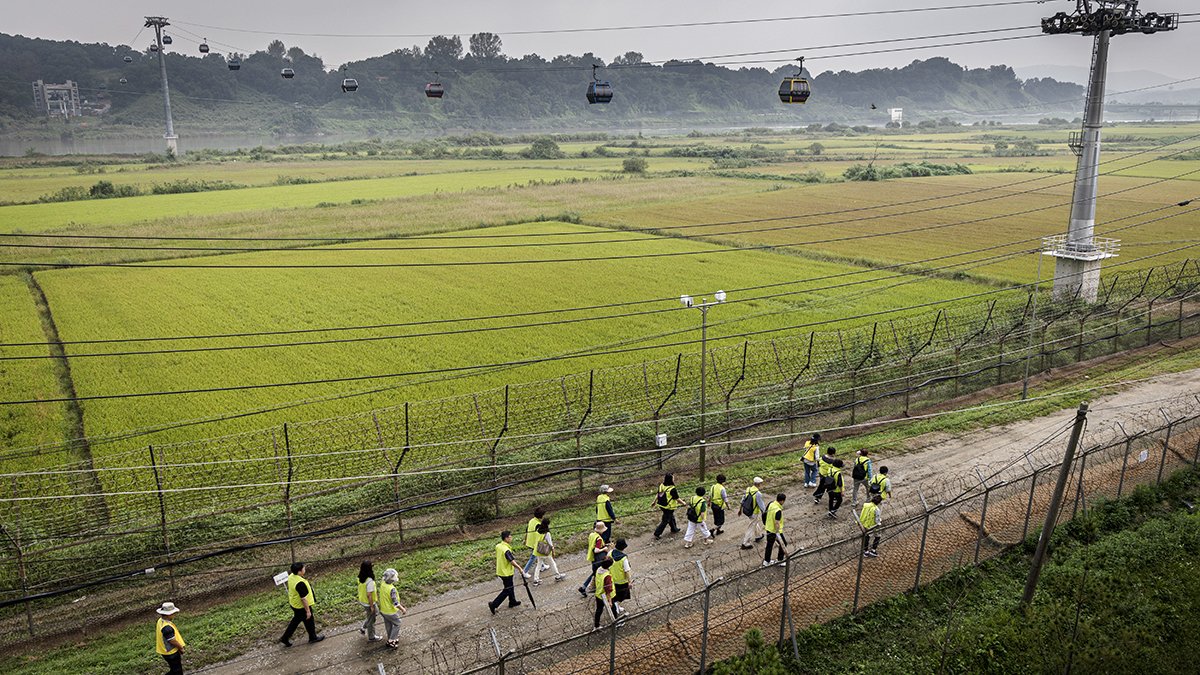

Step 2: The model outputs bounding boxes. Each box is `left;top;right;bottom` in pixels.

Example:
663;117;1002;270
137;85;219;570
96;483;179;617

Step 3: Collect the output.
1052;256;1103;302
165;135;178;155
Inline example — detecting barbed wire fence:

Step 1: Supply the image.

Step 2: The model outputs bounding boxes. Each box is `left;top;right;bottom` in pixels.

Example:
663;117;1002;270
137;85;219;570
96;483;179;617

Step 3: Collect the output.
1;258;1199;652
442;399;1200;675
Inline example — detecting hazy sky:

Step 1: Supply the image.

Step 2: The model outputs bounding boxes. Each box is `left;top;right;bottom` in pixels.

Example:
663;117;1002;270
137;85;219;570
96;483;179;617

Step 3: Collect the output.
5;0;1195;78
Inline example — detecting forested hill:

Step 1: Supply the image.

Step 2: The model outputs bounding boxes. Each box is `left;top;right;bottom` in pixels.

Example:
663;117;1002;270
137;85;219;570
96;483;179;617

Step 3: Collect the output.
0;31;1084;133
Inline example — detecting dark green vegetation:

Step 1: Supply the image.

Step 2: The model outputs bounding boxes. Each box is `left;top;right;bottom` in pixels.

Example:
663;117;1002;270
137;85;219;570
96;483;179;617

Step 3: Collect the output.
1;27;1084;135
715;467;1200;675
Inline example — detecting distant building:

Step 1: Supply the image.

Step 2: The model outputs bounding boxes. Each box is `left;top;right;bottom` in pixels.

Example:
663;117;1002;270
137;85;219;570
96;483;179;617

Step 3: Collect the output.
32;80;82;118
888;108;904;125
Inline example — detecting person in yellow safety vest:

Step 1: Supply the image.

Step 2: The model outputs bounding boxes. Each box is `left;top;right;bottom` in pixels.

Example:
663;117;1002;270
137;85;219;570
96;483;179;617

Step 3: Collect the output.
859;495;883;557
826;459;846;518
851;449;873;507
683;486;715;548
652;473;682;539
154;602;186;675
488;530;530;615
522;507;547;576
378;567;408;649
802;433;822;487
813;446;840;502
869;466;892;501
596;484;617;542
609;538;632;616
579;521;612;597
356;561;382;643
592;558;616;629
762;494;788;566
280;562;324;647
531;517;566;584
709;474;728;535
740;477;768;549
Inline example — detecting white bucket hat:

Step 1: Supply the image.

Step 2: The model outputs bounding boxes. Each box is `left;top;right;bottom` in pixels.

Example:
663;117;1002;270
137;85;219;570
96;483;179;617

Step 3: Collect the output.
156;602;180;616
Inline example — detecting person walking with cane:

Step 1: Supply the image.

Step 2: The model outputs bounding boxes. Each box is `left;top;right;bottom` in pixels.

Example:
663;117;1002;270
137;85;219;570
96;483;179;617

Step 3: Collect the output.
488;530;530;614
154;602;186;675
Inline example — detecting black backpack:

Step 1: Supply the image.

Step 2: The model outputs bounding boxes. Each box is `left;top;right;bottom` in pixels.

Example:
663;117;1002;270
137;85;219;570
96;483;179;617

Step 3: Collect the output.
656;489;669;507
686;501;700;523
740;491;755;517
852;457;868;481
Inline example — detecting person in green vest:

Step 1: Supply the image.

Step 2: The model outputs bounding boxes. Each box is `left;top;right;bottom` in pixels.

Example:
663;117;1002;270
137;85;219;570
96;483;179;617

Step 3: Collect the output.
802;433;821;487
596;484;617;543
850;449;873;507
488;530;530;615
826;459;846;518
740;477;767;549
813;446;839;502
869;466;892;502
592;558;616;629
609;538;632;616
154;602;186;675
378;567;408;649
531;516;566;584
763;494;788;567
280;562;324;647
652;473;682;539
709;474;728;535
858;495;883;557
522;507;547;576
578;520;612;597
683;486;714;548
355;561;382;643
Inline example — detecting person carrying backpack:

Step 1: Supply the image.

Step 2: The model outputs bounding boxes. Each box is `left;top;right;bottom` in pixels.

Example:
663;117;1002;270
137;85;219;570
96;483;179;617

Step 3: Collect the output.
826;459;846;518
610;539;632;616
709;474;728;535
850;450;872;507
652;474;682;539
812;447;839;502
858;495;883;557
683;487;714;548
869;466;892;501
739;477;768;549
578;521;611;597
801;433;821;487
531;517;566;585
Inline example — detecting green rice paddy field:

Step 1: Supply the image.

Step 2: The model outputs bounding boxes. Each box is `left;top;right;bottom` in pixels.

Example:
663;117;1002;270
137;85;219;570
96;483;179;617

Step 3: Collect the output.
1;123;1198;473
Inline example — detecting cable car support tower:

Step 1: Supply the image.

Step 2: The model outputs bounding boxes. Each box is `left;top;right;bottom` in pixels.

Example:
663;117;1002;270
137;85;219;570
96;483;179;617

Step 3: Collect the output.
144;16;178;155
1041;1;1176;300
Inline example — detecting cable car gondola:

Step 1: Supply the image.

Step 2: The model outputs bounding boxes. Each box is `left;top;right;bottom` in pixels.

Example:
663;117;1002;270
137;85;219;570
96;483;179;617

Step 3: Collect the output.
586;64;612;104
778;57;810;104
281;67;295;79
199;40;210;54
340;66;358;93
149;44;160;53
119;77;128;85
123;55;133;64
162;35;173;45
227;56;241;71
425;71;444;98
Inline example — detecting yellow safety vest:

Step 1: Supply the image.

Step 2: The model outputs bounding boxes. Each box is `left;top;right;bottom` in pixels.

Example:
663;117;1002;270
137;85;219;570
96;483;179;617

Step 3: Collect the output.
746;486;761;515
610;552;629;585
803;441;819;463
689;495;707;520
597;494;613;522
155;617;186;656
854;455;871;478
831;470;844;494
356;579;374;604
870;474;890;500
709;482;726;508
658;483;678;510
594;568;613;600
587;531;603;562
495;541;515;577
859;502;880;529
765;501;784;534
378;581;398;615
524;517;540;549
287;573;314;610
818;455;834;478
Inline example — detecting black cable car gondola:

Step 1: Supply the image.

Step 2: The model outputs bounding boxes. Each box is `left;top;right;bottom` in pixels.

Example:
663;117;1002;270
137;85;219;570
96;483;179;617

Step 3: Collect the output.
281;67;295;79
119;77;128;85
199;40;210;54
149;44;160;53
586;64;612;104
778;57;810;104
341;66;358;93
123;55;133;64
227;56;241;71
162;35;173;45
425;71;444;98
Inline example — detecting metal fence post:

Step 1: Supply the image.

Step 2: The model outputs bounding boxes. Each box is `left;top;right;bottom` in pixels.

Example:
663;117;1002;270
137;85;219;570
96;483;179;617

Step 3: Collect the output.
1072;451;1088;520
778;554;790;645
914;494;931;593
1023;468;1039;542
974;485;991;565
0;523;35;636
283;423;296;565
1116;424;1133;498
1157;412;1174;485
148;445;177;596
699;581;713;674
852;532;866;613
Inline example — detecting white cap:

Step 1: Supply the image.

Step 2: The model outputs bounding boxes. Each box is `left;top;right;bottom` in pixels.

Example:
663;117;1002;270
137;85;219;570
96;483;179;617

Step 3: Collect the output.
753;476;764;484
599;484;614;493
156;602;180;616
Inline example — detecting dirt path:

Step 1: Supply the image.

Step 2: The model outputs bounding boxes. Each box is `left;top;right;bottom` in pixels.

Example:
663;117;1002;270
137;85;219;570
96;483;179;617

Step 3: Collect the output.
198;368;1200;675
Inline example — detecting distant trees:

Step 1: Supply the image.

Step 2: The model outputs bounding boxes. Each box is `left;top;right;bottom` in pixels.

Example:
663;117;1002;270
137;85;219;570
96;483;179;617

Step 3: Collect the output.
622;157;648;173
267;40;286;60
425;35;464;62
520;137;565;159
468;33;503;60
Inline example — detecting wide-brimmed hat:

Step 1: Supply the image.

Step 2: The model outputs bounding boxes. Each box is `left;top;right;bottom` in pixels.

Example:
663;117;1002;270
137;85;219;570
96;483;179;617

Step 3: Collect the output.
156;602;180;616
598;484;614;493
